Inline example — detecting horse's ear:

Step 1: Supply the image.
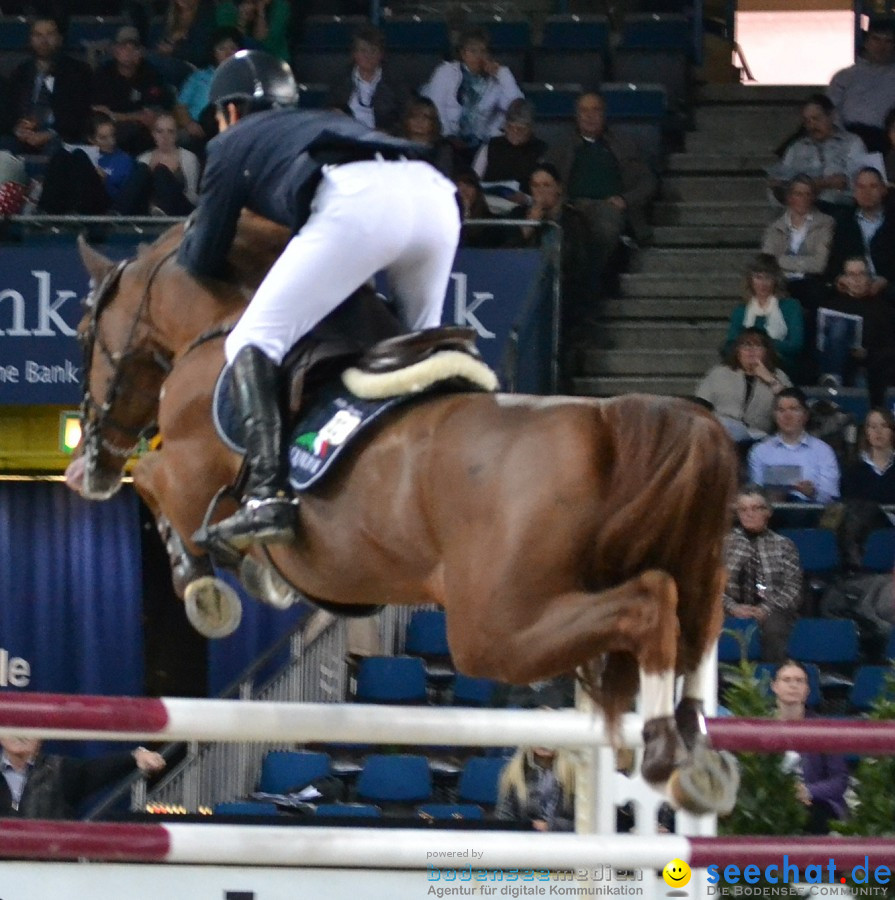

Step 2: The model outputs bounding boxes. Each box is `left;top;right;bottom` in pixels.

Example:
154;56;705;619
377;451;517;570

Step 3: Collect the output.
77;234;115;286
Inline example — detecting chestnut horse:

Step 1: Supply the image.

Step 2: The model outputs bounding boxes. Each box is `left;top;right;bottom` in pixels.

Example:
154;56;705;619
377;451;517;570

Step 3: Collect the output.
67;215;740;815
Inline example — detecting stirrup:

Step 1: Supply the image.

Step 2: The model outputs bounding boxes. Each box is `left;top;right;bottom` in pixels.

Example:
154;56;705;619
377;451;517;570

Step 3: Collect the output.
193;495;298;553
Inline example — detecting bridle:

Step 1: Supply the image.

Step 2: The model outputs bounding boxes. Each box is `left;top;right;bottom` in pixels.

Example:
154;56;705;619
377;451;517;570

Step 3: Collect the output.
79;248;177;462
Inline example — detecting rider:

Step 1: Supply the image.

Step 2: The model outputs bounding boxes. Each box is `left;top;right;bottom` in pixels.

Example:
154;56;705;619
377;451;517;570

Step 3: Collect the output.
178;50;461;552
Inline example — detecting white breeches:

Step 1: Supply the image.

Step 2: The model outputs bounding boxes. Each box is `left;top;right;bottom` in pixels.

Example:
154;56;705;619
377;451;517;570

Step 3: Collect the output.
224;157;461;364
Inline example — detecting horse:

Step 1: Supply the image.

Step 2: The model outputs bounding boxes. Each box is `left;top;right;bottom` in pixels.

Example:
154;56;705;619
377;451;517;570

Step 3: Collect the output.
66;213;740;815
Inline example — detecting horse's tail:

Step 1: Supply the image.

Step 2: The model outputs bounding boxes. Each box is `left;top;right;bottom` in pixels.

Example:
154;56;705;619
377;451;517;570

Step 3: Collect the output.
577;651;639;740
588;395;737;671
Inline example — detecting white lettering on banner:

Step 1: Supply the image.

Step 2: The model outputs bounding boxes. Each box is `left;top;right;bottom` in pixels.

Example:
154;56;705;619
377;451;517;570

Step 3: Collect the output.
24;359;79;383
0;288;29;335
0;648;31;688
450;272;496;339
0;365;19;382
32;271;78;337
0;271;78;337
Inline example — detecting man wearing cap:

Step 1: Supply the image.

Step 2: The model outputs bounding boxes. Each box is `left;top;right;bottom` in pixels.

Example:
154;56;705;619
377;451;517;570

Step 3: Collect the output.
91;25;171;156
7;16;92;151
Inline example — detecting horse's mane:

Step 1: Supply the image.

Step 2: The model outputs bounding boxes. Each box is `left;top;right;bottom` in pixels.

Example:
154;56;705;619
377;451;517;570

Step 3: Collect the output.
142;211;291;299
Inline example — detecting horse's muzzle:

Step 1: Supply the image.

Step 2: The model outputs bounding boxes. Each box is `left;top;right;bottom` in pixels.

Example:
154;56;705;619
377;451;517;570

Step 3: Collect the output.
65;453;123;501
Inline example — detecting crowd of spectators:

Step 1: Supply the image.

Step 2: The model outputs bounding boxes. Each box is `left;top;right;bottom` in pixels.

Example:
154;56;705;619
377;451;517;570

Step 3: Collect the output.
0;11;660;334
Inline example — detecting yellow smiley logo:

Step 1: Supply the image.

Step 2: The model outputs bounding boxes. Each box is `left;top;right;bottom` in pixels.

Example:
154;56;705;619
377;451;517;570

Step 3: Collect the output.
662;858;692;888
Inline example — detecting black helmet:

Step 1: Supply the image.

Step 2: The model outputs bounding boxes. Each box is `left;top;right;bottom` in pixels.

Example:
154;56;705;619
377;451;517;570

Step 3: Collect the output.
208;49;298;111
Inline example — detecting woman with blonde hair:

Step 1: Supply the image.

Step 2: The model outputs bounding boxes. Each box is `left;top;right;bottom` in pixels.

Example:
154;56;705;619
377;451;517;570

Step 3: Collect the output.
496;746;575;831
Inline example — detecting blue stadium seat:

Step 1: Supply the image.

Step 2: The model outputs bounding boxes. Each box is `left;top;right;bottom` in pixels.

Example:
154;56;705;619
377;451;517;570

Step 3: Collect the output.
355;655;428;704
300;15;366;50
258;750;331;794
600;82;667;119
522;82;581;119
468;17;532;51
405;609;450;659
66;15;123;49
0;16;29;52
718;617;762;662
620;13;693;54
315;802;382;818
214;801;279;816
849;665;891;711
417;802;485;821
451;673;498;707
291;50;347;86
530;49;603;92
787;618;859;666
777;528;840;574
611;47;689;110
861;529;895;573
457;756;508;807
356;754;433;805
541;15;611;52
382;17;450;53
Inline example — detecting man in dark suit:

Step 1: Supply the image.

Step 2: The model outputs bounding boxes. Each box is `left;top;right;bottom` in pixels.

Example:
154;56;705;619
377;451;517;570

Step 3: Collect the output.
0;735;165;819
8;15;92;152
825;166;895;302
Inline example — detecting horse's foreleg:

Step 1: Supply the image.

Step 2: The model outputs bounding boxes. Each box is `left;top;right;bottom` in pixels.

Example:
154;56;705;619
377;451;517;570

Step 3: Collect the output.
132;453;242;638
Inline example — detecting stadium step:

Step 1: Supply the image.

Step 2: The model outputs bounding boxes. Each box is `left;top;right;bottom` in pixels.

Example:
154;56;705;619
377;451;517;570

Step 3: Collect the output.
651;225;762;246
661;174;768;203
585;321;727;350
633;247;757;274
652;202;771;228
665;152;777;174
570;375;698;397
619;272;743;297
598;297;738;320
573;347;720;376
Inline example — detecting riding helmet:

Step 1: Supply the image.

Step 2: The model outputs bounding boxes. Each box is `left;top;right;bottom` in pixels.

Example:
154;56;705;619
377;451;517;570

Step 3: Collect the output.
208;49;298;111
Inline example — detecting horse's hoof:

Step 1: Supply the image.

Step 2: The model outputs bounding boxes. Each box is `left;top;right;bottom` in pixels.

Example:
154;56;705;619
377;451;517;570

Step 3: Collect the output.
668;746;740;816
184;576;242;638
239;557;298;610
641;715;687;785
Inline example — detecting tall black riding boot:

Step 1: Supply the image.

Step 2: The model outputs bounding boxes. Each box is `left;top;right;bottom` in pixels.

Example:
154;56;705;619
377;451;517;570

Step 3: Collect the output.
197;346;297;551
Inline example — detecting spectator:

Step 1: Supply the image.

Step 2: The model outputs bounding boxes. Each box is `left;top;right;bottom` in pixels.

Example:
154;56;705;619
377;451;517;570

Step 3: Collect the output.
723;253;804;379
216;0;291;62
92;25;171;157
761;174;834;315
39;112;145;214
825;166;895;302
0;150;29;216
883;106;895;184
841;407;895;503
8;16;92;151
545;91;657;283
507;162;597;333
454;169;502;249
828;18;895;154
154;0;218;70
748;387;841;503
772;662;849;834
136;112;200;214
400;96;454;177
0;735;165;819
325;24;407;134
421;26;523;166
0;72;13;144
696;328;791;444
496;745;575;831
771;94;866;212
817;257;895;408
472;98;547;211
174;26;242;151
723;485;802;662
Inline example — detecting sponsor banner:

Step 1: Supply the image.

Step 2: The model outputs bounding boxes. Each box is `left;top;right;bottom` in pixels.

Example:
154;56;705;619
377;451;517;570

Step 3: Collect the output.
0;240;551;405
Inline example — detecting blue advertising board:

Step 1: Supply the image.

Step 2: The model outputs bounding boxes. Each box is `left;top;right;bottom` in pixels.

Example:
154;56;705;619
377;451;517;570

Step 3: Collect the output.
0;239;553;405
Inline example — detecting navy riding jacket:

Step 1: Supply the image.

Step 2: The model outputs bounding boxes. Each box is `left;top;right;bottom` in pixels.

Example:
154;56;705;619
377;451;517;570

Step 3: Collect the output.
178;107;424;279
